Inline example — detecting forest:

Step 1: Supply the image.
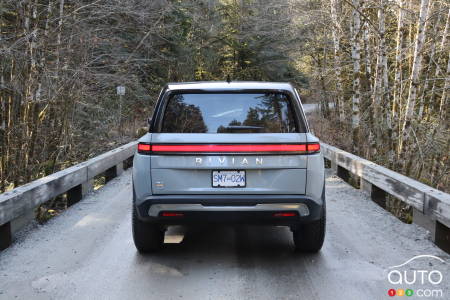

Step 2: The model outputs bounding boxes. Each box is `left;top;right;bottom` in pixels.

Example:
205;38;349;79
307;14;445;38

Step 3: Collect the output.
0;0;448;198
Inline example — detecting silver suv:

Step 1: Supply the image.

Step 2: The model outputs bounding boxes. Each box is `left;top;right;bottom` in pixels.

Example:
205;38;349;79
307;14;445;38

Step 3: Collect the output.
132;82;325;253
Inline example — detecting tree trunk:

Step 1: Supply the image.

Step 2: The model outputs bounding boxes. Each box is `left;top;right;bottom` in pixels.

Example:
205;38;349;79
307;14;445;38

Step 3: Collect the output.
439;52;450;120
56;0;65;76
418;2;441;119
372;0;388;153
432;8;449;119
362;15;372;92
330;0;345;122
391;0;407;166
399;0;431;171
351;0;362;154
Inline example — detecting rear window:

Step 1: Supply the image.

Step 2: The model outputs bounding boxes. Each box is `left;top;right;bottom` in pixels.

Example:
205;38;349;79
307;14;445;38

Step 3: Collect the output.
160;93;301;133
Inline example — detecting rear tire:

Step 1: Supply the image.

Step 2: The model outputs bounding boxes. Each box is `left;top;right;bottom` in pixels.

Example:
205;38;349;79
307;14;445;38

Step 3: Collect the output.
293;205;326;253
132;205;164;253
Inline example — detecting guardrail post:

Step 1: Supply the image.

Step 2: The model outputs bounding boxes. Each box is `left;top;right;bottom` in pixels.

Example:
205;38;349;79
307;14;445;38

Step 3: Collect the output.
67;185;82;207
67;180;94;207
324;158;331;169
413;208;436;239
116;162;124;176
336;166;350;182
331;160;338;172
123;156;134;169
105;162;123;183
360;179;387;208
0;222;12;251
435;222;450;253
360;178;372;193
10;210;35;235
371;185;387;209
413;208;450;253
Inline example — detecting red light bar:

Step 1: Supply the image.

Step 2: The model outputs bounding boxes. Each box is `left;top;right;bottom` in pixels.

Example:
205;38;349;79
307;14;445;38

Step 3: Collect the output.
152;144;308;153
138;143;152;154
307;143;320;153
273;212;297;217
161;212;184;217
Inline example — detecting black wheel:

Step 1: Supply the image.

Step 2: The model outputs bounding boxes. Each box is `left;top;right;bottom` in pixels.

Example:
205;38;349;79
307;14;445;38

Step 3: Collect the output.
293;204;326;253
132;205;164;253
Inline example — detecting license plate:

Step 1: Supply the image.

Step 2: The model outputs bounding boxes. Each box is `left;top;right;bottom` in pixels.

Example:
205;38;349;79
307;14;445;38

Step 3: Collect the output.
212;170;246;187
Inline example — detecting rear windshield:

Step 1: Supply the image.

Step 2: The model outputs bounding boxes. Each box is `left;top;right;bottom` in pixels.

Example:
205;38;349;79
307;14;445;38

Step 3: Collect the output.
160;93;301;133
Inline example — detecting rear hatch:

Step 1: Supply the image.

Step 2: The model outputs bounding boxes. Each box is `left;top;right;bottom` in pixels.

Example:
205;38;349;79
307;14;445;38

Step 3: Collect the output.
149;92;309;195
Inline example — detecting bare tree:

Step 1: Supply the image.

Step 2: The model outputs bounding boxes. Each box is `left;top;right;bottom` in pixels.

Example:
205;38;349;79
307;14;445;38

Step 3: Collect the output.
398;0;431;171
351;0;362;154
330;0;345;121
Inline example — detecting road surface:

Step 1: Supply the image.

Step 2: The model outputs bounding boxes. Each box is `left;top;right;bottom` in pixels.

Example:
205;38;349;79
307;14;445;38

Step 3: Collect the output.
302;103;334;114
0;169;448;300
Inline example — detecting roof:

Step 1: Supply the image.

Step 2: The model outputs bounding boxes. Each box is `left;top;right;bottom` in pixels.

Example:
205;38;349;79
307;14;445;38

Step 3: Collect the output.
166;81;295;92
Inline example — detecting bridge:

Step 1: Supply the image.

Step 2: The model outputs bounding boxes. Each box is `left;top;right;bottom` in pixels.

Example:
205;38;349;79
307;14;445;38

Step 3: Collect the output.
0;125;449;299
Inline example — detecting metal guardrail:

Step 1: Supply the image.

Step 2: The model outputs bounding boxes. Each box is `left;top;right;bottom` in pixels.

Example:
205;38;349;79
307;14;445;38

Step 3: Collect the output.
0;141;137;250
321;143;450;253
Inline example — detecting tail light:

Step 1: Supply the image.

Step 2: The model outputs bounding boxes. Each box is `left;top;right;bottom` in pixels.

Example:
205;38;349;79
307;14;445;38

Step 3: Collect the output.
306;143;320;153
137;143;151;154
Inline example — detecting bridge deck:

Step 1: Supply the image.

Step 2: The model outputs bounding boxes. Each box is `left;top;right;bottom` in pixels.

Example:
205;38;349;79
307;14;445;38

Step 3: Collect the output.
0;169;448;300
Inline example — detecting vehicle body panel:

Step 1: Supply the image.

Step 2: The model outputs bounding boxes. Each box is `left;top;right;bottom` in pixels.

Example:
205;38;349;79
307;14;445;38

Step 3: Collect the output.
150;132;308;195
132;81;325;227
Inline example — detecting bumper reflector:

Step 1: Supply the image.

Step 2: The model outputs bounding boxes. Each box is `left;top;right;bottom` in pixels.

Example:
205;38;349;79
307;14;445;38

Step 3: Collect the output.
161;212;184;217
273;212;297;217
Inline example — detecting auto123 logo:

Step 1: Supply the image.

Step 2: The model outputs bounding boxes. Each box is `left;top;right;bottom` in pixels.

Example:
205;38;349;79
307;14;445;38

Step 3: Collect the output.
387;255;447;298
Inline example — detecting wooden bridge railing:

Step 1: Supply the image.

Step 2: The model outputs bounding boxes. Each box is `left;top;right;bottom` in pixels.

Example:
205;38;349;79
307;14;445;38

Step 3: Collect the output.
322;143;450;253
1;141;449;253
0;141;137;250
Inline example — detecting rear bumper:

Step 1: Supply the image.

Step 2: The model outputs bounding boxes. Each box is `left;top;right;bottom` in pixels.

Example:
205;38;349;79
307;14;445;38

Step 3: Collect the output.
135;194;323;225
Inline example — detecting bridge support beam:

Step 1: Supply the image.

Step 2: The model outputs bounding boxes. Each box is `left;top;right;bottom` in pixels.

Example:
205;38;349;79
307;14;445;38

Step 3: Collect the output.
435;222;450;253
331;160;337;172
67;180;94;207
10;210;35;235
413;208;450;253
105;162;123;183
413;208;436;237
123;156;134;170
0;222;11;251
371;185;387;209
360;178;372;193
336;166;350;182
1;209;36;251
324;158;331;169
360;179;387;209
